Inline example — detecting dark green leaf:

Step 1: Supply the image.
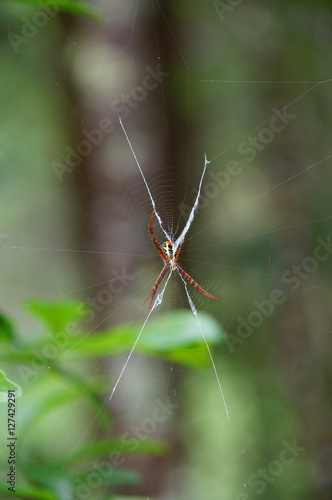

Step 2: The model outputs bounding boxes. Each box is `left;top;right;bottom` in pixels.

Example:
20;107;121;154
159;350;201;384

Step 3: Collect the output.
0;0;103;23
0;313;15;342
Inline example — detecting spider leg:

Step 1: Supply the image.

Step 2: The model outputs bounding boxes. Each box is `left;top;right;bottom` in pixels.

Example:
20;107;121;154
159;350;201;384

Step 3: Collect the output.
175;241;183;260
149;210;169;260
177;264;218;301
143;263;170;309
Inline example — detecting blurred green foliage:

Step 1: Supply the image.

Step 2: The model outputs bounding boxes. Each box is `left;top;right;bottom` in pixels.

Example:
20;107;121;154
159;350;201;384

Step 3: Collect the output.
1;0;331;499
0;0;102;23
0;301;224;499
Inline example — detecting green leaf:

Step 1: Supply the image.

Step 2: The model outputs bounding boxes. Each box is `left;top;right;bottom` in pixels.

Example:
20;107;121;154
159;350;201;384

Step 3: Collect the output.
136;311;222;350
0;0;103;23
63;310;224;367
68;437;169;462
0;313;15;342
26;300;88;333
0;484;57;500
0;369;22;402
0;344;43;363
0;309;224;368
161;346;212;368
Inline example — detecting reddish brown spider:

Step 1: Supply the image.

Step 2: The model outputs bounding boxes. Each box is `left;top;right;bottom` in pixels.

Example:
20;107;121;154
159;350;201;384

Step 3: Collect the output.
143;210;219;309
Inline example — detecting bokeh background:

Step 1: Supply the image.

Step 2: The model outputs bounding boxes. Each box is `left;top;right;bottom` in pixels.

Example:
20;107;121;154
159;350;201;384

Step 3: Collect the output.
0;1;332;499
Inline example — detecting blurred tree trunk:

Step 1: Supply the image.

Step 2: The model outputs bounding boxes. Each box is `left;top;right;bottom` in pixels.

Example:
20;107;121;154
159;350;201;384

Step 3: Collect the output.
67;1;183;496
262;11;330;498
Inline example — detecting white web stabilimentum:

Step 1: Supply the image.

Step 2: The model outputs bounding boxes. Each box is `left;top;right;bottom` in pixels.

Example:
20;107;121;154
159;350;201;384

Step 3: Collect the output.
111;119;230;421
173;153;209;253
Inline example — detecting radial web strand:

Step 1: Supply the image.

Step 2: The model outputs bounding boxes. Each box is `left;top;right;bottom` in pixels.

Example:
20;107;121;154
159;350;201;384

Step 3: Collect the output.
179;273;230;421
119;117;172;243
109;268;172;401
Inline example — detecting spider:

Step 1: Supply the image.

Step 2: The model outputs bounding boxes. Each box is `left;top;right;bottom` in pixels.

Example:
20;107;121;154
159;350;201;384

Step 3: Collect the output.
143;210;219;309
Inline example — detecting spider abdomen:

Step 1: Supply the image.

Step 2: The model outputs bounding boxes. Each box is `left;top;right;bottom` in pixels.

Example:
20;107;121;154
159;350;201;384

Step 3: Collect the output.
162;241;173;258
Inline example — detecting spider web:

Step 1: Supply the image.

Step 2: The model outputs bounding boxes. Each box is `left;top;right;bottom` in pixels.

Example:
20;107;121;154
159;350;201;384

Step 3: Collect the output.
115;118;230;422
0;1;332;500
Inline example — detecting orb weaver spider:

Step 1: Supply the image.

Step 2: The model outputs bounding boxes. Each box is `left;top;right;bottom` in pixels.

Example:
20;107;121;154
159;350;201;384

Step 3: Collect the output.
143;210;219;309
